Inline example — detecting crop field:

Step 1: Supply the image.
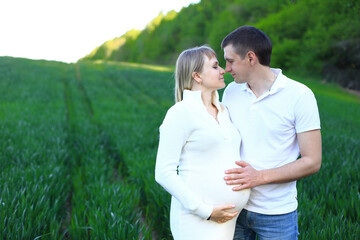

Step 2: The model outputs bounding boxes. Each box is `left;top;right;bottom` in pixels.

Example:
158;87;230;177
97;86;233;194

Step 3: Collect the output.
0;57;359;239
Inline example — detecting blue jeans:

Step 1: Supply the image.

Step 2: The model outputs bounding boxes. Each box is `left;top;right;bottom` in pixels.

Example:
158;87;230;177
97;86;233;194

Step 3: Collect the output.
233;209;299;240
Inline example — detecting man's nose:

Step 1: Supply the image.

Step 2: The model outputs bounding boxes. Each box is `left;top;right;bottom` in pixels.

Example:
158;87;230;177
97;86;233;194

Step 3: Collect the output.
225;63;231;73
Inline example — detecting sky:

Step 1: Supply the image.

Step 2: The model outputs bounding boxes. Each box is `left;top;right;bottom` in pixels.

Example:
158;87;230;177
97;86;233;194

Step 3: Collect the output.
0;0;200;63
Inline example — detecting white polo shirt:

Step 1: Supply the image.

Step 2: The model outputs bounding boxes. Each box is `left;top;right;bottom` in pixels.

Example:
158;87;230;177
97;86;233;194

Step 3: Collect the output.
222;68;321;214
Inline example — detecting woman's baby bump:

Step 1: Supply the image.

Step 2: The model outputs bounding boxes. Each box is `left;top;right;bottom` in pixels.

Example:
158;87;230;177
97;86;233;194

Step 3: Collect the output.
181;161;250;212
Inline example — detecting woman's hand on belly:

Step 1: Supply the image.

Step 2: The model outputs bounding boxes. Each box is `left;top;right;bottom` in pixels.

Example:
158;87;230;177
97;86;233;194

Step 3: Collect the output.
209;204;238;224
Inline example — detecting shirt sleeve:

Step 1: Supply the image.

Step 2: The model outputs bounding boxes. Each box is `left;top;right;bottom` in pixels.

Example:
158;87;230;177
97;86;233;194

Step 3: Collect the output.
294;88;321;133
155;105;213;219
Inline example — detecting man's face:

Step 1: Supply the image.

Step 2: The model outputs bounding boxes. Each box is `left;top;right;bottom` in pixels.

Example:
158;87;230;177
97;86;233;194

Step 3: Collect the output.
223;44;249;83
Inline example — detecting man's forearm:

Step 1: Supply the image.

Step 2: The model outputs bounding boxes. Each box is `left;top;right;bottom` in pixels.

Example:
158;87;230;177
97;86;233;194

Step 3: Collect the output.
261;130;322;184
260;155;322;185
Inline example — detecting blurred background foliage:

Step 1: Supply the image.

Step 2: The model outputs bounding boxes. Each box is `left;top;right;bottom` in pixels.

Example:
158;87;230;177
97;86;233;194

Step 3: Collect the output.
82;0;360;90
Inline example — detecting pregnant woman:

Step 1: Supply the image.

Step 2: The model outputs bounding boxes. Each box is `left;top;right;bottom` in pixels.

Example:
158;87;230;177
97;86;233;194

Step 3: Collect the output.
155;46;250;240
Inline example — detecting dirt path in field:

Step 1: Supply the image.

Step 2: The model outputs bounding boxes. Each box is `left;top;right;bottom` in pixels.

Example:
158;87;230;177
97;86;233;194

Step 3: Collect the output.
61;67;75;239
345;88;360;97
74;63;130;182
75;63;94;117
71;63;158;239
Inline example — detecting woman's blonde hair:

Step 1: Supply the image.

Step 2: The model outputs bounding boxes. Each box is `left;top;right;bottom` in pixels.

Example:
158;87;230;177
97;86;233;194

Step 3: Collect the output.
175;46;217;103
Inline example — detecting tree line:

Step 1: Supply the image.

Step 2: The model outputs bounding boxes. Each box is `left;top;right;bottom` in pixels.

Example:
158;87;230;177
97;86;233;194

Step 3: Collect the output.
82;0;360;90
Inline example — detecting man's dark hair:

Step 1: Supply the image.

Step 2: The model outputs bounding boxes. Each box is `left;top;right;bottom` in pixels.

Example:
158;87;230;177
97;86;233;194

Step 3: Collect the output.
221;26;272;66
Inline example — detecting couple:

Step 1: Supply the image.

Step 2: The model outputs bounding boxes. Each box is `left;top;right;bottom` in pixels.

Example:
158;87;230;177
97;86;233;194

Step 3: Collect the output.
155;26;322;240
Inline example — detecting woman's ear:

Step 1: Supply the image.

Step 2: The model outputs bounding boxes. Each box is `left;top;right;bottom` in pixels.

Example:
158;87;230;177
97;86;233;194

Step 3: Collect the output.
192;72;202;84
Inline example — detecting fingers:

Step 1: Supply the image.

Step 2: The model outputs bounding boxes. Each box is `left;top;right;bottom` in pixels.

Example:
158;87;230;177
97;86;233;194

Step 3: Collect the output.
225;161;248;174
221;204;236;210
225;168;241;174
236;160;248;167
211;205;240;223
225;211;239;218
224;174;243;182
225;168;244;175
232;184;249;191
216;211;239;224
218;206;238;217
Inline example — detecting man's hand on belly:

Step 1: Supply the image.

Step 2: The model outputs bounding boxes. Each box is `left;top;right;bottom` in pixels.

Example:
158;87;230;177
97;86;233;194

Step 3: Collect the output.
224;161;264;191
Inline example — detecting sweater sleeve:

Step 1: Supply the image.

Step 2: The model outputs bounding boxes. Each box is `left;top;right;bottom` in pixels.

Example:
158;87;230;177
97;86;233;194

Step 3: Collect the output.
155;105;213;219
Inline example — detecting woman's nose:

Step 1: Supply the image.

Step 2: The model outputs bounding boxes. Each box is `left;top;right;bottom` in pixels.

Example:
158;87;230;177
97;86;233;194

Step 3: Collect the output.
220;67;225;75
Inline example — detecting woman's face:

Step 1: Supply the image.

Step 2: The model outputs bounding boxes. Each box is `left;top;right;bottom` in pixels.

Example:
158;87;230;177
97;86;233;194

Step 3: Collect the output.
199;55;226;90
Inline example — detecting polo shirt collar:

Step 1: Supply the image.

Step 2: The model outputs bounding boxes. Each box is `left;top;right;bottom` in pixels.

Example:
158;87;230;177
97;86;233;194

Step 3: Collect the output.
236;68;287;95
268;68;286;95
183;89;221;112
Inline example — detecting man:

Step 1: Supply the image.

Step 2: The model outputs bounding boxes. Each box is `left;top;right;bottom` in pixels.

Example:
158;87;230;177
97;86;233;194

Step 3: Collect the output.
221;26;322;240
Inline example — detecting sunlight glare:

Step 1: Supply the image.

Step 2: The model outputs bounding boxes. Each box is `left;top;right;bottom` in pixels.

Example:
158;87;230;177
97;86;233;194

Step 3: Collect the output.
0;0;200;63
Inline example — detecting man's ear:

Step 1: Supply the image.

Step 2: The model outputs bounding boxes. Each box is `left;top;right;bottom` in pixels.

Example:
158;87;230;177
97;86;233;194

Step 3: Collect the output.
247;51;257;65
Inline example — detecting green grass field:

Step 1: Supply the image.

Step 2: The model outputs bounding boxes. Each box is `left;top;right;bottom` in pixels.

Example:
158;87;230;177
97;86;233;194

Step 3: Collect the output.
0;57;359;239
